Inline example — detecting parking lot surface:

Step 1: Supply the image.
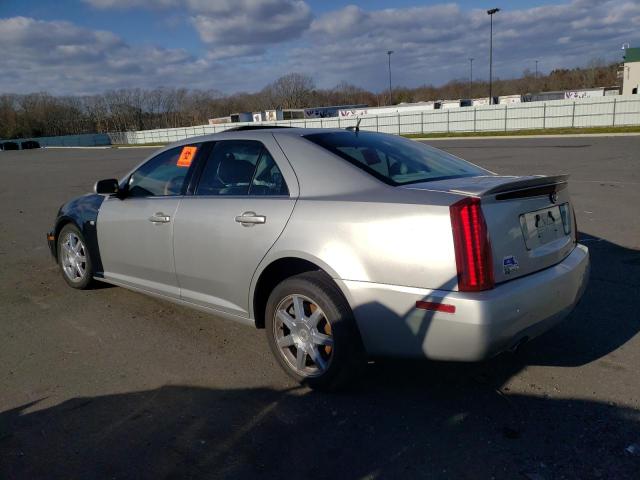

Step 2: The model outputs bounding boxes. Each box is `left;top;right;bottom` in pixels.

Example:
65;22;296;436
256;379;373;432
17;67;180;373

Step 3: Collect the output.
1;136;639;479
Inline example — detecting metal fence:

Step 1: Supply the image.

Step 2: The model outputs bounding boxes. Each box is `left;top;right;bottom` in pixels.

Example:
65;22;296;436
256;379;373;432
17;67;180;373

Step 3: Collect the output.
110;96;640;145
4;96;639;148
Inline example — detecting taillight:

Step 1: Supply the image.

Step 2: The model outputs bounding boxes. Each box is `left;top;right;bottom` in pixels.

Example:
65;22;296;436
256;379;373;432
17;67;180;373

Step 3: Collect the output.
449;197;495;292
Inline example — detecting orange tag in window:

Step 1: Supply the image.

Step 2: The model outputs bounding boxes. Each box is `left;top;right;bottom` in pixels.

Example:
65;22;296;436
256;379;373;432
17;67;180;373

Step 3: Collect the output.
177;146;197;167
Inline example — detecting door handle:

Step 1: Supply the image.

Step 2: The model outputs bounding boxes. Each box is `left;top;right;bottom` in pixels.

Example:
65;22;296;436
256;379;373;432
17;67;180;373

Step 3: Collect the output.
149;212;171;223
235;211;266;226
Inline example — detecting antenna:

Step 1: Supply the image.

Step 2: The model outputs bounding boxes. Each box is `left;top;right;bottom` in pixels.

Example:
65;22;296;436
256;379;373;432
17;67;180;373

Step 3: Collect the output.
346;116;363;133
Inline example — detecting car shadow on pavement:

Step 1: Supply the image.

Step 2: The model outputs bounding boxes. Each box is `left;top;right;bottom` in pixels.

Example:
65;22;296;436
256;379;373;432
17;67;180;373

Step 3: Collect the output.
1;383;638;479
1;233;638;479
520;232;640;368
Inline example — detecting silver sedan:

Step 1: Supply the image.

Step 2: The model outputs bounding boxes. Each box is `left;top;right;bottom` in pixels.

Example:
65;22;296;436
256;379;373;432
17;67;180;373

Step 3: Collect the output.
47;127;590;390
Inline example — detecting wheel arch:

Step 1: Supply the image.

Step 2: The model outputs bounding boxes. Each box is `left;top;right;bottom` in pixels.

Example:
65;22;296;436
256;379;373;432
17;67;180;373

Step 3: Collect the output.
250;254;352;329
53;216;103;274
52;216;79;260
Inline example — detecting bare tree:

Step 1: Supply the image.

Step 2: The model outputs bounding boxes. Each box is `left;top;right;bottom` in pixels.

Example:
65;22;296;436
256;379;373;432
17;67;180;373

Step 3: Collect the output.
266;73;315;109
0;61;621;140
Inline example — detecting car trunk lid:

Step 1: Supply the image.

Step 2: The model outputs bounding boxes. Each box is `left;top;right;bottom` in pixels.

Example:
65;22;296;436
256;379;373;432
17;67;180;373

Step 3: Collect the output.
404;174;577;285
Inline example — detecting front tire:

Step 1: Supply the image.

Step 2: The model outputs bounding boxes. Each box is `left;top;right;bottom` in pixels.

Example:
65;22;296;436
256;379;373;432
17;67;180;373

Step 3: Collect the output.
265;271;365;390
57;223;95;290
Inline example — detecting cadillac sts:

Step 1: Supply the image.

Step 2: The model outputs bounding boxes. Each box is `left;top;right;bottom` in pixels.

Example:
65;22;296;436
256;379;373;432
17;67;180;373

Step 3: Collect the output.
47;128;590;389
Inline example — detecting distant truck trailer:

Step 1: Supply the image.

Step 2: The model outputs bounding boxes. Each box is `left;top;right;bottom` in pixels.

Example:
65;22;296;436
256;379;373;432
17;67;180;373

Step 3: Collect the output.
564;88;613;99
208;116;232;125
524;87;619;102
472;97;490;106
281;109;305;120
304;104;368;118
498;95;522;104
440;100;461;109
230;112;254;123
339;101;436;118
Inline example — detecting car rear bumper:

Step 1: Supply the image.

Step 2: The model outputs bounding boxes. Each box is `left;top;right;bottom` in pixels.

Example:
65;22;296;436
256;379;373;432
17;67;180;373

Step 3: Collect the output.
339;243;590;360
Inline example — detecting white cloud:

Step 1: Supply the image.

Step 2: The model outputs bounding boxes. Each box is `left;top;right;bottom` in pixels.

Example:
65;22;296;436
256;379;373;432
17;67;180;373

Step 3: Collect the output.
82;0;179;8
191;1;311;47
2;0;640;95
0;17;210;94
292;0;640;89
83;0;312;51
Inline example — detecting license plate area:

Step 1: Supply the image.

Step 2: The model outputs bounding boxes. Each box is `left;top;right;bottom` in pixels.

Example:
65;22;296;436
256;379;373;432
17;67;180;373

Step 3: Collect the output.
519;204;568;250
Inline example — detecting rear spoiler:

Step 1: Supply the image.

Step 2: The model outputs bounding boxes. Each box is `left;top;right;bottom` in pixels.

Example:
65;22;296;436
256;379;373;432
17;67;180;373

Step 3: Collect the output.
450;174;569;200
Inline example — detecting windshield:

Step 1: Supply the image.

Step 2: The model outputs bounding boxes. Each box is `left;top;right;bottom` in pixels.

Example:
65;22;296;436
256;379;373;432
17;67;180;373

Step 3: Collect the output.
304;131;488;186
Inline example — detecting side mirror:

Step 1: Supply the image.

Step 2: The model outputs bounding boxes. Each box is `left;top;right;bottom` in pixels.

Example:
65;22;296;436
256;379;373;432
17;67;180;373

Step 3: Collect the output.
94;178;120;195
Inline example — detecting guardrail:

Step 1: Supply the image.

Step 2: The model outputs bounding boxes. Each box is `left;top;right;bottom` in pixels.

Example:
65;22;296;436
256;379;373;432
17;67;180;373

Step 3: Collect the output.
4;96;639;148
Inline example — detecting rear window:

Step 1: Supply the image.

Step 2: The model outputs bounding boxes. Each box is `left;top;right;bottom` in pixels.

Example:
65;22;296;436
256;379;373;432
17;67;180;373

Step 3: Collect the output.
304;131;487;186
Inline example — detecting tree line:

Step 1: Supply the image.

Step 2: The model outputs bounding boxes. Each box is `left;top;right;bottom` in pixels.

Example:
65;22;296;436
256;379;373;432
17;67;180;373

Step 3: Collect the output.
0;60;619;140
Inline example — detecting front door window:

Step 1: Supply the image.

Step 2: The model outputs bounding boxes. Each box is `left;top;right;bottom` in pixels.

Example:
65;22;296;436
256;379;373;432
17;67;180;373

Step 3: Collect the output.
128;146;198;197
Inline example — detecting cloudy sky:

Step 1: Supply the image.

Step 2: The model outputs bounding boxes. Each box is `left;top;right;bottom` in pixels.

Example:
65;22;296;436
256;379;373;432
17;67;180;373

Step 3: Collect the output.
0;0;638;95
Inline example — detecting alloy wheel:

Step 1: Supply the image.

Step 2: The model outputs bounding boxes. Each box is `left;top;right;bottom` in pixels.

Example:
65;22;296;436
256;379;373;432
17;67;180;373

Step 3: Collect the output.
273;294;334;377
60;232;87;283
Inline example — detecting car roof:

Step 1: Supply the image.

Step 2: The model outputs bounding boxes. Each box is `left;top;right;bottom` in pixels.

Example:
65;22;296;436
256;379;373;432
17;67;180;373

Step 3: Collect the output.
165;127;349;150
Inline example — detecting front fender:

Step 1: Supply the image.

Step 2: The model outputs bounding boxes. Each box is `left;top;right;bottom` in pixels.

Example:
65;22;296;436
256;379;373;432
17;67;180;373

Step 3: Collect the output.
49;194;105;275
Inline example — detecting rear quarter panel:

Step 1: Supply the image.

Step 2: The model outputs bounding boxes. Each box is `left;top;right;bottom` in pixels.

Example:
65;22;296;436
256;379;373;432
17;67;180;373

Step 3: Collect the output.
266;189;462;291
269;131;465;291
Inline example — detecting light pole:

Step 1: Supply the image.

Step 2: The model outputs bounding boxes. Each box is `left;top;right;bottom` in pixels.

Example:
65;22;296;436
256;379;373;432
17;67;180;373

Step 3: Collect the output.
387;50;394;105
487;8;500;104
469;58;474;99
535;60;539;79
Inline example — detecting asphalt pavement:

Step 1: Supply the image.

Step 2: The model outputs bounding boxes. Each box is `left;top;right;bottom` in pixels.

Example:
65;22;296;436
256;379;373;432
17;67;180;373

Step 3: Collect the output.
1;136;639;479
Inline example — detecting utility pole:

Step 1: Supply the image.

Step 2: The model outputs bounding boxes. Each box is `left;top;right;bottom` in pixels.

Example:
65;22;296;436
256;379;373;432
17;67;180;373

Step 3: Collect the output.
487;8;500;104
387;50;394;106
469;58;474;99
535;60;539;79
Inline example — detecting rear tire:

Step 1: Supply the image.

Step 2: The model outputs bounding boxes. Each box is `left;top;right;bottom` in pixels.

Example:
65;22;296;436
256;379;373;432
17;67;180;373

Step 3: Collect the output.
57;224;95;290
265;271;365;391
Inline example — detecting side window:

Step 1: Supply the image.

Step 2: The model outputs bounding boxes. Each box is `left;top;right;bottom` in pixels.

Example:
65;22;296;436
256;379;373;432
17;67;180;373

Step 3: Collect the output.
196;140;286;196
128;146;196;197
249;149;289;196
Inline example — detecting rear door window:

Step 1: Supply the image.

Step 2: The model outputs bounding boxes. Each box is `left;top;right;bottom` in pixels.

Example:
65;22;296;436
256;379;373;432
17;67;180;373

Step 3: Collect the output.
195;140;288;196
249;149;289;196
